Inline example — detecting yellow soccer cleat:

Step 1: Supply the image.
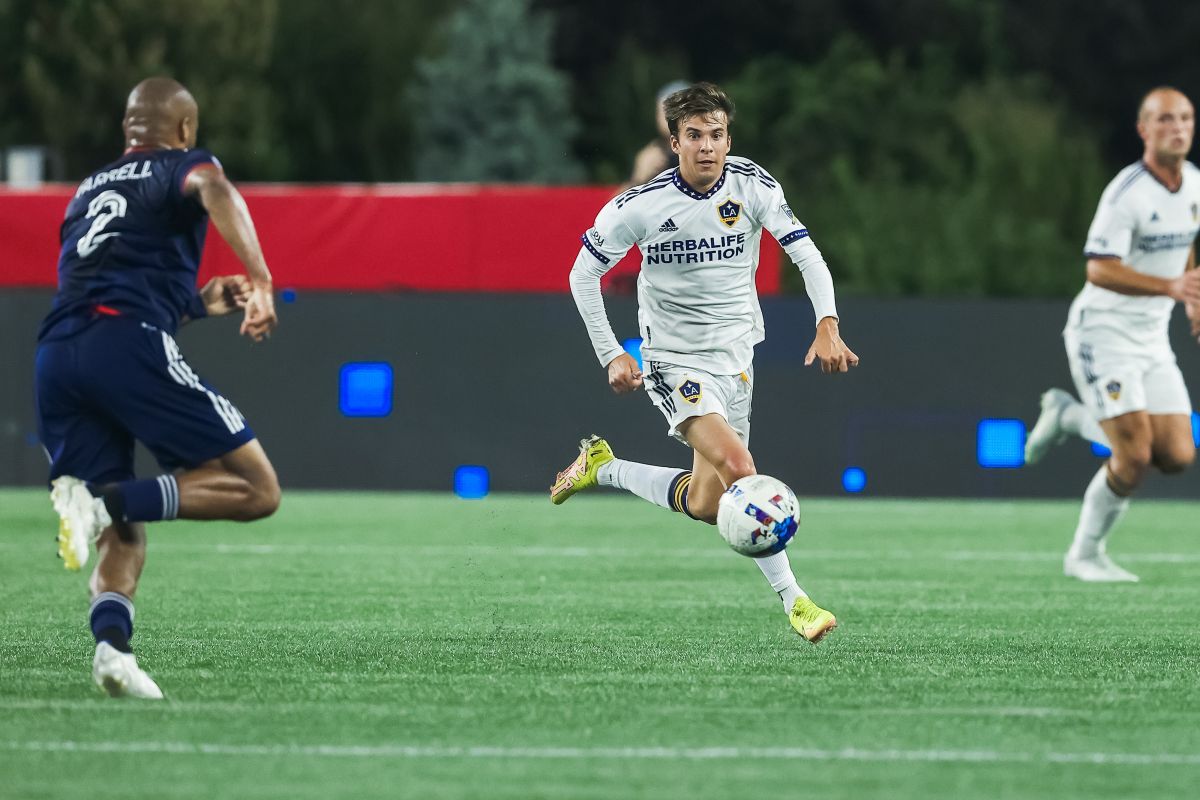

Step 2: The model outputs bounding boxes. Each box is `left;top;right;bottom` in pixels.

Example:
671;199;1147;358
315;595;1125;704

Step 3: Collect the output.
550;435;614;505
789;596;837;644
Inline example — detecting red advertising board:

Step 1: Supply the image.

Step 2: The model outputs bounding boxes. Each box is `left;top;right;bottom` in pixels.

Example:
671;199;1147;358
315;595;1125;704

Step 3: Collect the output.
0;184;782;294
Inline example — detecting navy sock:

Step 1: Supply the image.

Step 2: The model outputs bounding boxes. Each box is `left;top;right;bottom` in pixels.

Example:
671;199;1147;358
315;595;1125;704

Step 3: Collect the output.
90;592;134;653
92;476;179;523
667;471;697;519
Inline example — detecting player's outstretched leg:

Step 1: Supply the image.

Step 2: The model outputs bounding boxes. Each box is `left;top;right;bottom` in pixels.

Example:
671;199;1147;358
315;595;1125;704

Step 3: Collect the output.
50;476;113;571
85;440;280;526
550;435;615;504
551;435;697;514
1024;389;1072;464
1025;388;1112;464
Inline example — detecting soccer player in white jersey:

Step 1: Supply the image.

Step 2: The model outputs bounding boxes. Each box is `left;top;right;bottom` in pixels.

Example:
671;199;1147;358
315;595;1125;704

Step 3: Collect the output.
1024;87;1200;582
550;82;858;642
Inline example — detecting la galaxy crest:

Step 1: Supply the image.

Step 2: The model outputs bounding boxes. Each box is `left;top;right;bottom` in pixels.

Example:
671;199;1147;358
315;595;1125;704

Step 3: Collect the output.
678;379;702;405
717;199;742;228
1106;380;1122;400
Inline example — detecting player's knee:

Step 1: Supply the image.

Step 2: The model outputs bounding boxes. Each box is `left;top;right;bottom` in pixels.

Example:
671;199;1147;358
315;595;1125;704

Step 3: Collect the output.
1155;446;1195;475
1111;443;1152;477
246;476;281;520
719;454;756;484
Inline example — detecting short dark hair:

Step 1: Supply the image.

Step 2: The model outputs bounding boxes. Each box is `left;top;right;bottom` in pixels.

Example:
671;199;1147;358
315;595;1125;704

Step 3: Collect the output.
663;82;735;138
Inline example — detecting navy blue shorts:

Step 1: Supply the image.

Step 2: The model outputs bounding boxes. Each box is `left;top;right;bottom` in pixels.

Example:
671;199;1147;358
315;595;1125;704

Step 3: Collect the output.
35;316;256;484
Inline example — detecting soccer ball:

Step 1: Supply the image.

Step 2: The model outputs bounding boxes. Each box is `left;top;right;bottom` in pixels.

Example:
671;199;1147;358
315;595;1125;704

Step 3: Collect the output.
716;474;800;557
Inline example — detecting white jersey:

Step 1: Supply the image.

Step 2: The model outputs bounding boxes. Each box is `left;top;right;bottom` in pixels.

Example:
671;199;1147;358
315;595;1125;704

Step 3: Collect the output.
1068;160;1200;343
569;156;837;375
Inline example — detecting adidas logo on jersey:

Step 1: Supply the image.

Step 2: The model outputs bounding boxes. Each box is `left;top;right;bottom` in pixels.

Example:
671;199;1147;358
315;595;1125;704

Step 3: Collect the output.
658;218;679;232
1150;211;1160;222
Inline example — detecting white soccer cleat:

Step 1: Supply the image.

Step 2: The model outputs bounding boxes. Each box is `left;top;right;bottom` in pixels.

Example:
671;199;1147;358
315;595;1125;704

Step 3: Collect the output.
1024;388;1074;465
1063;552;1140;583
50;476;112;571
92;642;164;699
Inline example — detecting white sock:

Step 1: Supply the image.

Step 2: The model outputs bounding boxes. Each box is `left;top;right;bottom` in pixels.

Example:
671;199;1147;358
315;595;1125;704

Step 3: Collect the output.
598;459;686;510
1068;466;1130;560
753;550;808;612
1061;401;1111;448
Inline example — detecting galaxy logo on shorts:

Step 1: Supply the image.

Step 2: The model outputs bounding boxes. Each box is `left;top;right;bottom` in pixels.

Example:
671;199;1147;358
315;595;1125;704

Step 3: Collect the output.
678;380;702;405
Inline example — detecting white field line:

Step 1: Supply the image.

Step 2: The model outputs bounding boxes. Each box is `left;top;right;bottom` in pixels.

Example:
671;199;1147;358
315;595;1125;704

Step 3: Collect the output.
3;739;1200;766
0;698;1087;718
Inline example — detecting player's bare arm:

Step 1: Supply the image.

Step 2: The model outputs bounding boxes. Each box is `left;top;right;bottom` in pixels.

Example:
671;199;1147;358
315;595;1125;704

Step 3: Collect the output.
185;166;277;341
1086;256;1200;304
1186;244;1200;338
804;316;859;374
607;352;644;394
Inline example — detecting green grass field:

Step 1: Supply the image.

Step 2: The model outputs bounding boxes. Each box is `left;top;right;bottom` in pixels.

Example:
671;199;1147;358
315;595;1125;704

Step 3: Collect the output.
2;489;1200;800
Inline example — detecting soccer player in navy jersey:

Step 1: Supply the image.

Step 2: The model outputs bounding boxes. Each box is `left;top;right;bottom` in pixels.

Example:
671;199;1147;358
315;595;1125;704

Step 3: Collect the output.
36;77;280;698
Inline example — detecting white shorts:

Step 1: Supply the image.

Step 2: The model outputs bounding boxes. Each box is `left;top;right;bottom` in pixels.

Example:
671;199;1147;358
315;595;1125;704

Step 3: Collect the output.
1064;327;1192;419
643;361;753;445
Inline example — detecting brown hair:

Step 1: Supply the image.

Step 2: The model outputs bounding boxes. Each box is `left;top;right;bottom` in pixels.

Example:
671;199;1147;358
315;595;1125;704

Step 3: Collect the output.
663;82;735;138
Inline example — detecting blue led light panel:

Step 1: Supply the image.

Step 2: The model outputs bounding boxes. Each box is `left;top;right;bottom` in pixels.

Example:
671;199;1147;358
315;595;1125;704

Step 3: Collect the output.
977;418;1025;468
454;465;490;499
1193;412;1200;447
339;362;393;417
842;466;867;493
622;337;643;371
1091;441;1112;457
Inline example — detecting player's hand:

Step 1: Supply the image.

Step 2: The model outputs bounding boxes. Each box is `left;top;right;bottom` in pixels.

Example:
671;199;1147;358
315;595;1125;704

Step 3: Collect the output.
1167;270;1200;304
240;281;277;342
1187;300;1200;339
804;317;859;374
200;275;251;317
607;353;643;394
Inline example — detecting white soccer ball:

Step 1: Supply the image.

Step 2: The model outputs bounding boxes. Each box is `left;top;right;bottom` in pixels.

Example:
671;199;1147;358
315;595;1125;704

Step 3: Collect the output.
716;474;800;558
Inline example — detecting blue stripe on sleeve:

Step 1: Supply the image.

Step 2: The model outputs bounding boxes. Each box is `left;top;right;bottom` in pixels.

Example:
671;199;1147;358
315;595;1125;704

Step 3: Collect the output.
581;234;610;265
778;229;810;247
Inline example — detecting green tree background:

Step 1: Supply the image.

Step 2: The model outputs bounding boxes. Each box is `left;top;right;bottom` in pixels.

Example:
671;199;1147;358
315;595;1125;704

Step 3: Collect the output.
409;0;581;182
1;0;1196;297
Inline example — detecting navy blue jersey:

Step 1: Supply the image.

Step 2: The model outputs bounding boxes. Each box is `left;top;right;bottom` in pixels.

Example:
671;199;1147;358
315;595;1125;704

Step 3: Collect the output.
38;147;220;341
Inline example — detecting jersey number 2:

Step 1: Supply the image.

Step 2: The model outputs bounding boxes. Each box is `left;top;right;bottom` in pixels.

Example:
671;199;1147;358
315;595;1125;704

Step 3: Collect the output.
77;189;129;258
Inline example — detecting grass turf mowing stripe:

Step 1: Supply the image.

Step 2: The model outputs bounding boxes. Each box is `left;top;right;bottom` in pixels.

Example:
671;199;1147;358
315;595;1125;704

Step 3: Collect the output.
7;539;1200;564
5;740;1200;766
